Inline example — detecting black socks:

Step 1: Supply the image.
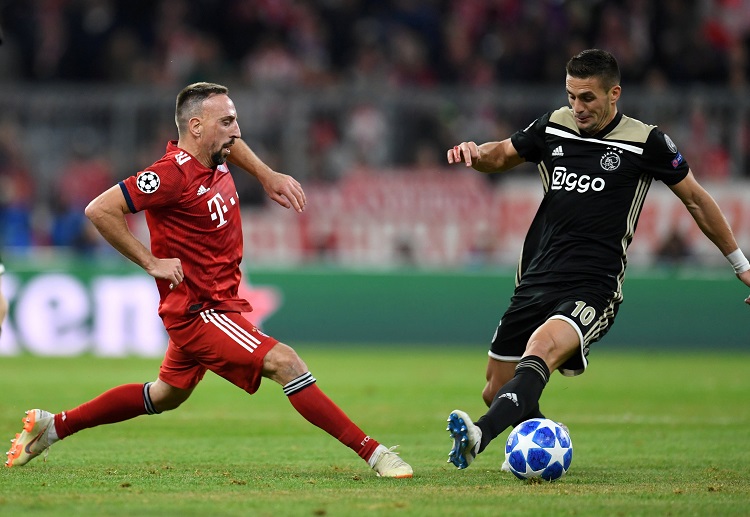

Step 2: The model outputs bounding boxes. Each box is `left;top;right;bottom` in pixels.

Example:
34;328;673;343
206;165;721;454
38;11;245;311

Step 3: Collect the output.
476;355;550;452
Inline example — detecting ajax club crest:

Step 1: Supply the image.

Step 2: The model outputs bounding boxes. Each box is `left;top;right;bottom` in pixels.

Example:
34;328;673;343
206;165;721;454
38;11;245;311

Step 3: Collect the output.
600;148;622;171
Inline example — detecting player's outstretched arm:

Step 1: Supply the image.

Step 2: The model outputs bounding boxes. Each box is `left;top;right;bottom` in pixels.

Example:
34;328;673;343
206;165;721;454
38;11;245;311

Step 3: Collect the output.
446;138;525;173
227;138;306;212
669;170;750;304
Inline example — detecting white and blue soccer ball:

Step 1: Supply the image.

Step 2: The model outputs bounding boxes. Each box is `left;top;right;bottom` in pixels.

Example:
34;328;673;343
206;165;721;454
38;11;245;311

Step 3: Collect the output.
504;418;573;481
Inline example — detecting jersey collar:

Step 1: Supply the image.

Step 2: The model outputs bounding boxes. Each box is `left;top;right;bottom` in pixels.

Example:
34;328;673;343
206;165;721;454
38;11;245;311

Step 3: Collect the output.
580;111;623;139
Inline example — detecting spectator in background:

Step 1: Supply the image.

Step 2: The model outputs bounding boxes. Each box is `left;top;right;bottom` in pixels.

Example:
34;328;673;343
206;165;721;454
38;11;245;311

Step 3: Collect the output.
0;121;35;249
593;1;653;82
50;138;114;253
242;34;303;87
348;41;390;89
345;104;388;169
387;26;437;87
307;116;348;183
154;0;231;87
655;226;694;267
685;105;731;181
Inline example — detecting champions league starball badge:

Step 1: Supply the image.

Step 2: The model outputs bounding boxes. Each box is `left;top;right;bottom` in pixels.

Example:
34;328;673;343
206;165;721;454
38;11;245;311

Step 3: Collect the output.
137;171;161;193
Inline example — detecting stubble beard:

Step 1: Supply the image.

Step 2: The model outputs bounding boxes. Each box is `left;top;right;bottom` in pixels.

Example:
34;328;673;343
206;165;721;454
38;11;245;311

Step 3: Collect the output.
211;139;234;167
210;150;227;167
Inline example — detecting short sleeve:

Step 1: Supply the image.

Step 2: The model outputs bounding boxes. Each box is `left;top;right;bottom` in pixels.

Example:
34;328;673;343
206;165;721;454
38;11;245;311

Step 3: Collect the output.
641;128;690;185
119;160;186;213
510;112;552;164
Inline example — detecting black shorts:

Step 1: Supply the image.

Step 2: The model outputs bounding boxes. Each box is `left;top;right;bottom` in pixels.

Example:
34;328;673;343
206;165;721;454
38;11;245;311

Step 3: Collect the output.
489;283;620;377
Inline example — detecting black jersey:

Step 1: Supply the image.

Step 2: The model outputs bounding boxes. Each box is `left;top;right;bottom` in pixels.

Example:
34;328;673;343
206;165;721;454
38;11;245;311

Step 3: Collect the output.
510;107;689;300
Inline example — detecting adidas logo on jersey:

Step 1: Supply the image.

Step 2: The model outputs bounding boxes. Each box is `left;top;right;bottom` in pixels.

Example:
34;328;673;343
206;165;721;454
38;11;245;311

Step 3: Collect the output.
552;145;564;157
197;185;210;196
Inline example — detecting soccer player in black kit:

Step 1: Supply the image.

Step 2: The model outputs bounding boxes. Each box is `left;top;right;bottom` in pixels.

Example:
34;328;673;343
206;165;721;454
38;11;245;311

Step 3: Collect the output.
444;49;750;470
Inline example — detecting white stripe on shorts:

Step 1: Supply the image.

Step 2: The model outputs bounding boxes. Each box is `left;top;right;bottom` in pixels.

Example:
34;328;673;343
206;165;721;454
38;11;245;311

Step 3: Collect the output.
203;310;259;353
215;313;262;345
487;351;522;362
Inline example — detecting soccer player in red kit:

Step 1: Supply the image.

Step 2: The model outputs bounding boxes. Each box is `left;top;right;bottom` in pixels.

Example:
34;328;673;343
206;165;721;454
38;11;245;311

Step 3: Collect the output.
5;82;413;478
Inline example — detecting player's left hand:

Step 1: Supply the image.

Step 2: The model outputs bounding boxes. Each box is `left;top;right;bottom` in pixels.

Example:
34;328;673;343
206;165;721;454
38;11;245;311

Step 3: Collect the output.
262;171;306;212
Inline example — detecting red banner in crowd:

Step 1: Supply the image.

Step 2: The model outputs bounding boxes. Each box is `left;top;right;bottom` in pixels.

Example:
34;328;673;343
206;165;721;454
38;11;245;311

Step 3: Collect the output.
242;169;750;268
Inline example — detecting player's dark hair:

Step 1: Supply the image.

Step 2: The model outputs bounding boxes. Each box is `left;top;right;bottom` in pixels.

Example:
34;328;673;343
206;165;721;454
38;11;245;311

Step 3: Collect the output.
566;49;621;92
175;82;229;135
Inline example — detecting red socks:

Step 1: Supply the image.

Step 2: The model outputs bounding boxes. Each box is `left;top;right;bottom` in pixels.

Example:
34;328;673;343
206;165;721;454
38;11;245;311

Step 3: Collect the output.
285;373;379;462
54;383;148;440
51;374;380;465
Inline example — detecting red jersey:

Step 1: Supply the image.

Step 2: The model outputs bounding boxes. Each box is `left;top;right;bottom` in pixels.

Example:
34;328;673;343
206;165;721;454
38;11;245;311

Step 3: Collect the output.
119;141;252;328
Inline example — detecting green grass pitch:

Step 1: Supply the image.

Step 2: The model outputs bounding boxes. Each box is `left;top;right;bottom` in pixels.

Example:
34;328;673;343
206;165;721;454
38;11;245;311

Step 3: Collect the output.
1;346;749;516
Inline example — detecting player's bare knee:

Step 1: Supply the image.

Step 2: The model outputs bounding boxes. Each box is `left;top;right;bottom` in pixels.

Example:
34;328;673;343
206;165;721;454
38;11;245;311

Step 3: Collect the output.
526;328;563;361
263;342;309;384
154;397;186;412
148;380;192;413
525;319;581;371
525;337;555;360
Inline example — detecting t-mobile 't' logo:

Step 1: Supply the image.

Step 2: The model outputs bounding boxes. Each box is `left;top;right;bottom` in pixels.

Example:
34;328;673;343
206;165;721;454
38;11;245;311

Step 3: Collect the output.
207;192;229;227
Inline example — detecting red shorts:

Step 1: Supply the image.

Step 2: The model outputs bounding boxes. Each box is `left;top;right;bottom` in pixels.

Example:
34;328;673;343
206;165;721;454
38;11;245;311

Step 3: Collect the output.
159;310;278;394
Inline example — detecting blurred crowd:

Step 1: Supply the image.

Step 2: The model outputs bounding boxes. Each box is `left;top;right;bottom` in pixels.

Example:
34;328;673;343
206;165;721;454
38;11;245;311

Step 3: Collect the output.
2;0;750;88
1;0;750;256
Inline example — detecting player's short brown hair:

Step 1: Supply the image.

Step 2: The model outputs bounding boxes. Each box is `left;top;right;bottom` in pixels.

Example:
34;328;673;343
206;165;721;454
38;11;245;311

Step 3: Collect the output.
175;82;229;135
566;49;621;92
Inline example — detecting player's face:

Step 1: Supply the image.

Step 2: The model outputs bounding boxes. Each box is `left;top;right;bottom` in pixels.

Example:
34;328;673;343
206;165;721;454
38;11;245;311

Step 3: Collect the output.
565;75;620;135
200;94;241;167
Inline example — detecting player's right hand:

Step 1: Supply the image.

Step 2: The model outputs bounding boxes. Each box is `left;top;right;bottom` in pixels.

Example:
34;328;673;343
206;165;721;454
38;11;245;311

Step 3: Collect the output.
447;141;479;167
145;258;183;290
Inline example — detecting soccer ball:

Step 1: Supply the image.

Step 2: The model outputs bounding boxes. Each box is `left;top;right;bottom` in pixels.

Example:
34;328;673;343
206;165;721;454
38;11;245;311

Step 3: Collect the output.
504;418;573;481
